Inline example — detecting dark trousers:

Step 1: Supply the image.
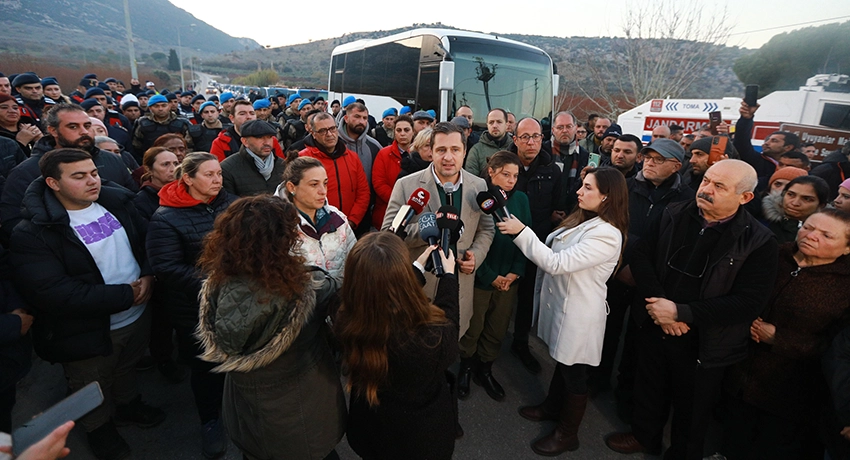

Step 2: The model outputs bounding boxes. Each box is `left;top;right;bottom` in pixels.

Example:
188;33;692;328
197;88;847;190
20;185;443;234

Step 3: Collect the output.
631;324;725;460
148;298;174;362
514;265;537;344
0;385;14;433
721;397;823;460
593;278;633;387
174;325;224;425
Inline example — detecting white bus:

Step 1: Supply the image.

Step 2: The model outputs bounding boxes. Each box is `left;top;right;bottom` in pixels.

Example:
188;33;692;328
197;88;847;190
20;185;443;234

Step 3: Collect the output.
329;28;557;128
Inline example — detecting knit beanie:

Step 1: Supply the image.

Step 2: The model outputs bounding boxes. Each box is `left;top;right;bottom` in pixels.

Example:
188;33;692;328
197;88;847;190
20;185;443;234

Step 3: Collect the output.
768;167;808;188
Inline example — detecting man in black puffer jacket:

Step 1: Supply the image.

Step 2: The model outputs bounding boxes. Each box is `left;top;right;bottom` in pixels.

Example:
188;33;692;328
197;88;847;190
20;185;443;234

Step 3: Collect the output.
11;148;162;460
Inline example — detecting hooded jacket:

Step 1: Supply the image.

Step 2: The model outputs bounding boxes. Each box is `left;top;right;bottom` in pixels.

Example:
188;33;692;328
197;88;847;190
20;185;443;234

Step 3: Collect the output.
146;180;236;328
761;191;802;244
10;180;149;363
299;136;370;229
337;118;382;182
465;132;514;177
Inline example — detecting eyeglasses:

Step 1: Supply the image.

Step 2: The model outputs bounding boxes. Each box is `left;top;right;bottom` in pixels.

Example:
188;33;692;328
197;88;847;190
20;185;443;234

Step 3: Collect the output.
516;134;543;143
644;155;670;164
554;124;575;131
667;245;709;279
315;126;337;136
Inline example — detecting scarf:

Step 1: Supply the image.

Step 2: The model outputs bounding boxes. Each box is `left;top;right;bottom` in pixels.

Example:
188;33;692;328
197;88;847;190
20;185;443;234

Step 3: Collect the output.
246;148;275;180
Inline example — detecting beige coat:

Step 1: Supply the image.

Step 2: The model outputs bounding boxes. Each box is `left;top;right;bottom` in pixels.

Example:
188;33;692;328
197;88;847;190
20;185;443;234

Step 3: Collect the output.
382;167;495;337
512;217;622;366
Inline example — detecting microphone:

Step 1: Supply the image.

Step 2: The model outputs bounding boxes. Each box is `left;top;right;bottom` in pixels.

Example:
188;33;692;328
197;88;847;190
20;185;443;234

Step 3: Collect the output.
435;205;462;257
389;188;430;235
488;184;513;221
442;182;455;207
418;212;444;276
476;190;503;222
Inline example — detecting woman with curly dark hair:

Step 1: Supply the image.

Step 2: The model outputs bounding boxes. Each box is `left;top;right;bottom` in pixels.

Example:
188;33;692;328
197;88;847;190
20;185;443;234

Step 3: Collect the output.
336;232;457;460
197;195;346;460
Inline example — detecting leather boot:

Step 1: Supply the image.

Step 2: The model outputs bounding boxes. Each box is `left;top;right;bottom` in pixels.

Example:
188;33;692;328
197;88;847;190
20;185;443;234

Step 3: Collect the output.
530;392;587;456
519;368;565;422
457;357;476;400
473;360;505;401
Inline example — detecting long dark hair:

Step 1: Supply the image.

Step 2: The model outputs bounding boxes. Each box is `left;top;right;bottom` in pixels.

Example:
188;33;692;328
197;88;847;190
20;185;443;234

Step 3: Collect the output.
335;232;447;407
560;167;629;252
198;195;309;300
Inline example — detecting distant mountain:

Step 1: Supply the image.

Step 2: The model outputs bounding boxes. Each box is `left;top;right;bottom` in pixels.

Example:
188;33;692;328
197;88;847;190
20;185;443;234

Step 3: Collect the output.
0;0;259;55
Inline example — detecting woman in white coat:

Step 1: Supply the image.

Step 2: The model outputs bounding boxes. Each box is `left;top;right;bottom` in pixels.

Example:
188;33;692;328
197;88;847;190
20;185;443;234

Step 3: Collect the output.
498;167;629;457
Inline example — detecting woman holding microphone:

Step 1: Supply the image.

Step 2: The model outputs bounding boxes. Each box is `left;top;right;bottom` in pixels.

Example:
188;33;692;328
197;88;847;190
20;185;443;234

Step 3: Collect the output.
497;167;629;456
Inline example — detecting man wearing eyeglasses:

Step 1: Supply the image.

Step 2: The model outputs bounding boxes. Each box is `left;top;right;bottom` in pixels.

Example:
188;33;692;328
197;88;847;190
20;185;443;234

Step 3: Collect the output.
509;117;566;374
592;139;695;409
605;159;778;459
299;112;370;231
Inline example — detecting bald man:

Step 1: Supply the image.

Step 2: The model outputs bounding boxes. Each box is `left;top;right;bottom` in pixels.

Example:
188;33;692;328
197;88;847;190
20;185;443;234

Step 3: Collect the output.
605;160;779;459
650;125;671;143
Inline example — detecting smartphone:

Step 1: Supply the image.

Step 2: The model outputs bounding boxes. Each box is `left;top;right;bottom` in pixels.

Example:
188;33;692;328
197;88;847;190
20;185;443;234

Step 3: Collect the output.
708;111;722;135
708;136;728;166
12;382;104;455
588;153;601;168
744;84;759;107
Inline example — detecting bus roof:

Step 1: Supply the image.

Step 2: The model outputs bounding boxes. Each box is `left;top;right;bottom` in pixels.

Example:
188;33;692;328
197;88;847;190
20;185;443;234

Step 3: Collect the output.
331;28;545;56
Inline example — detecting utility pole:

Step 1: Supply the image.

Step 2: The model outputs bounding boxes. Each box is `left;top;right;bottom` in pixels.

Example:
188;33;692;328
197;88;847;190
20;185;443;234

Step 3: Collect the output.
123;0;138;79
177;28;184;90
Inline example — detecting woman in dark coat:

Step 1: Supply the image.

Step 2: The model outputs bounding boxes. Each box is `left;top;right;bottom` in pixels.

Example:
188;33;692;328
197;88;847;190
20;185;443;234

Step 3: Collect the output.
723;208;850;459
196;196;345;460
133;146;179;222
336;232;457;460
146;152;236;459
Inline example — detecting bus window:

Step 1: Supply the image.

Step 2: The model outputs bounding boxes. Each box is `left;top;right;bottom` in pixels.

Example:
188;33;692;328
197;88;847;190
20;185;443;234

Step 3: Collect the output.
417;64;440;113
345;50;364;93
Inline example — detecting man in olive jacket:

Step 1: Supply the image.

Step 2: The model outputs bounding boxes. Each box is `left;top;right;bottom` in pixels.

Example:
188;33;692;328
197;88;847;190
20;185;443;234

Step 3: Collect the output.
221;120;286;197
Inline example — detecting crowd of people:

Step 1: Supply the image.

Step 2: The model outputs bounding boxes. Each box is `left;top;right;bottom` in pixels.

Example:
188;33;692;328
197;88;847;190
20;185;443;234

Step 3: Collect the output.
0;69;849;460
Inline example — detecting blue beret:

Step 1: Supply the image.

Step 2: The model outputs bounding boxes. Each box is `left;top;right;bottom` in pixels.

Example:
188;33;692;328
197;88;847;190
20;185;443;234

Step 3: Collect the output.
342;95;356;108
253;99;271;110
84;88;105;99
382;108;398;119
199;101;217;112
41;77;59;88
287;94;301;105
148;94;168;106
399;106;412;115
219;92;234;103
298;99;312;111
426;109;436;118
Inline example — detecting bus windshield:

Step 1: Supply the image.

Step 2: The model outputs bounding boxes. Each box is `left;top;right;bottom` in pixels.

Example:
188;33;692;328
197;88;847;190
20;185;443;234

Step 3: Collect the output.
449;37;553;126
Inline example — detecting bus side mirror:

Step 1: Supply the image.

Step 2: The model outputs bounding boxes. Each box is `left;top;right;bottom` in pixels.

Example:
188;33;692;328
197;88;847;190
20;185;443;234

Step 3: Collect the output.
553;74;560;96
439;61;455;91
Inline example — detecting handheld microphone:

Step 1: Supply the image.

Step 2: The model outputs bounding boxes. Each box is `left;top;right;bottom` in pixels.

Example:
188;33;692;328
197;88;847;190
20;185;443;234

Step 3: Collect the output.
389;188;430;235
418;212;444;276
488;184;513;221
442;182;455;207
476;191;503;222
435;205;461;257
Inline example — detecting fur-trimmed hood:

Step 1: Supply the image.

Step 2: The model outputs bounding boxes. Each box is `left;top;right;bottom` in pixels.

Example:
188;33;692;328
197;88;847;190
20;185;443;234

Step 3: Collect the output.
196;277;317;373
762;190;786;223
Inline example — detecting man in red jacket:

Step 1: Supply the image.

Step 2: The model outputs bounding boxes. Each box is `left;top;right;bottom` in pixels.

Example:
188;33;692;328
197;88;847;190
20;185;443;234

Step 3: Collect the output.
299;112;370;231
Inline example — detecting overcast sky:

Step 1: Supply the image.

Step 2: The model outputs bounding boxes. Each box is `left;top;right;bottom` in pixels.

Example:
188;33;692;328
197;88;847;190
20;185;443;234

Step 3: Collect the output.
169;0;849;50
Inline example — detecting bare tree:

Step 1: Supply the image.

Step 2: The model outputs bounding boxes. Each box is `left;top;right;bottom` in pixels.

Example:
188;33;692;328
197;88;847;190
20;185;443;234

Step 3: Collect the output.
564;0;733;118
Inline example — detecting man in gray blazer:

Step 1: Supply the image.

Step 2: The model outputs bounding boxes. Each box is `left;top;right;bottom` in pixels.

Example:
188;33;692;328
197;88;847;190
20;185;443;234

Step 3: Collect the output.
382;122;494;338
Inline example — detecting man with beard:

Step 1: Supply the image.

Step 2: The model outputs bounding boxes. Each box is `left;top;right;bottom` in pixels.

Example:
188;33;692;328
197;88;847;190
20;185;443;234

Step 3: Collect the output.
596;124;623;166
465;108;514;177
582;116;611;154
131;94;192;154
177;92;194;119
188;102;225;153
12;73;55;129
0;94;42;156
1;104;137;239
371;108;397;147
337;102;382;183
211;99;282;161
281;99;313;151
684;136;737;192
610;135;643;179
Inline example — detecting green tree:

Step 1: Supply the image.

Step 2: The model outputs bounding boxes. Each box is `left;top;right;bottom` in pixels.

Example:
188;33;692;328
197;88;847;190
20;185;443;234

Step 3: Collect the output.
151;52;166;61
153;70;171;85
167;49;180;71
734;21;850;94
233;69;280;87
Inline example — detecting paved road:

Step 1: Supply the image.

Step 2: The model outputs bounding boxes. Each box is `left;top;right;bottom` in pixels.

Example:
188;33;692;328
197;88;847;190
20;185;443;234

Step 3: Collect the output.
12;333;675;459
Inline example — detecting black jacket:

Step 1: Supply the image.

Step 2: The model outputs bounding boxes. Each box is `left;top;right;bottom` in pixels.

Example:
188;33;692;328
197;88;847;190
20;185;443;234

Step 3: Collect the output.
624;171;695;264
0;137;26;201
133;185;161;223
630;200;778;368
733;117;778;193
10;180;150;363
221;146;286;197
0;138;137;241
811;161;850;202
510;144;564;241
146;191;236;328
0;247;31;392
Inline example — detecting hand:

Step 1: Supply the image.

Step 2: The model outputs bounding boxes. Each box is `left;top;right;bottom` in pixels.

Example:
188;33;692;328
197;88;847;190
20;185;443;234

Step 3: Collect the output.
841;426;850;441
661;322;690;336
0;420;73;459
439;249;456;275
550;210;566;223
492;275;510;291
131;276;154;306
11;308;33;335
646;297;678;326
504;273;519;289
496;216;525;235
716;122;730;135
16;123;42;145
416;244;438;267
739;101;759;119
458;250;475;275
750;317;776;344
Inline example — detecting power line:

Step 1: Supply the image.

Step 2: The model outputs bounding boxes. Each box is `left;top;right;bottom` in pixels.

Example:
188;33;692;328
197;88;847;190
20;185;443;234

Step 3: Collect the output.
729;15;850;36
